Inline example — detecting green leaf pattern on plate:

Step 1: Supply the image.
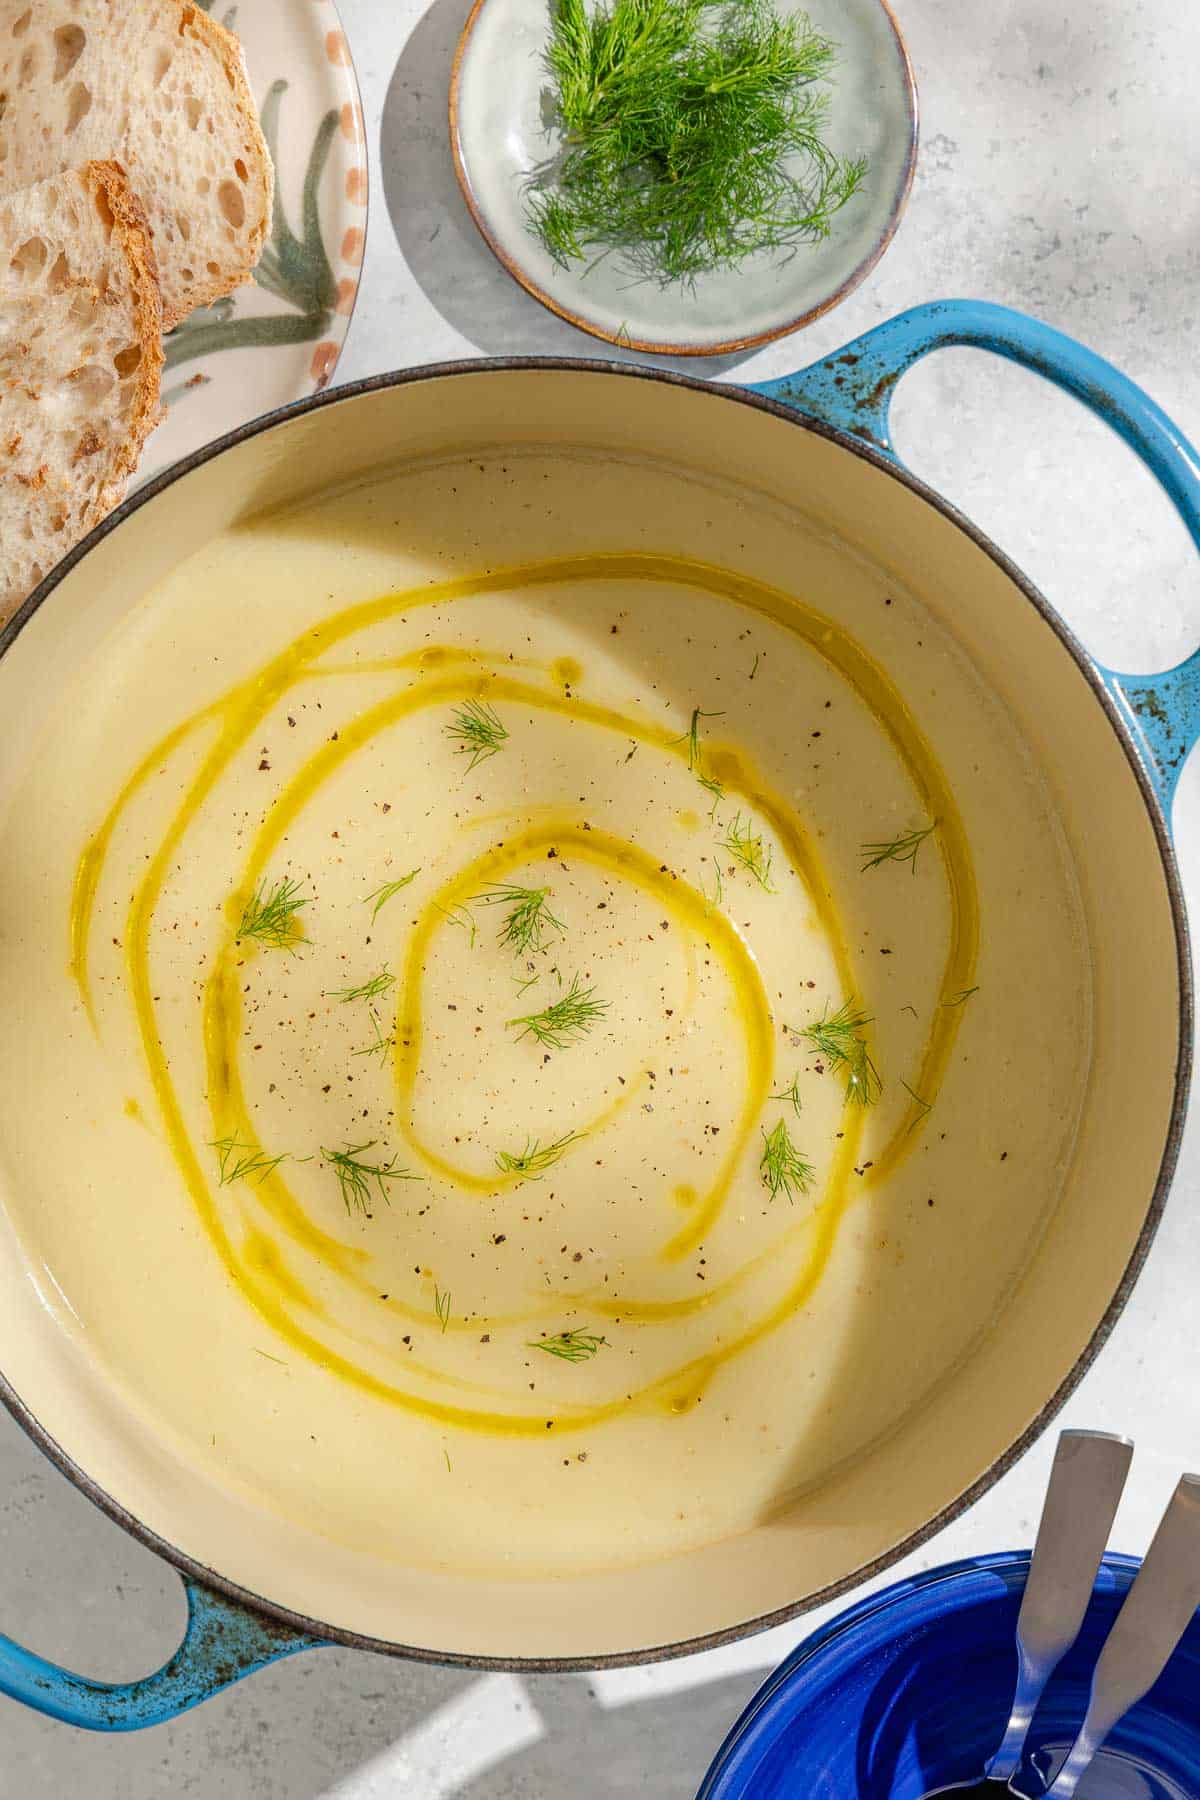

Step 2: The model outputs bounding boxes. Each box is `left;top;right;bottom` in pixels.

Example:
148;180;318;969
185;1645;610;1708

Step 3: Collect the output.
164;79;339;373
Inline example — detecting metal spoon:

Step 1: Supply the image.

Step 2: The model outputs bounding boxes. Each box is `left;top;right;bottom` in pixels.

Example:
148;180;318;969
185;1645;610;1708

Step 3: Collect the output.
1039;1472;1200;1797
923;1429;1133;1798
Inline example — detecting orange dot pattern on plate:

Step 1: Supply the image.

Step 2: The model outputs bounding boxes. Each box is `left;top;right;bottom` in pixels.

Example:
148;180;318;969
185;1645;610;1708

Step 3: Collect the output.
346;167;367;205
341;227;365;265
324;29;350;65
335;278;357;316
311;342;339;388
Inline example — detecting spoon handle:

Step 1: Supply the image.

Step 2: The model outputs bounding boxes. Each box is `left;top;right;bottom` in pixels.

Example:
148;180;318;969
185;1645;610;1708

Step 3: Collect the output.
1043;1473;1200;1799
987;1431;1133;1782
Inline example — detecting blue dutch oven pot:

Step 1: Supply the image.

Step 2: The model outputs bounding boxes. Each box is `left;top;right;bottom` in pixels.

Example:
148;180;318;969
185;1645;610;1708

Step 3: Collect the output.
0;300;1196;1724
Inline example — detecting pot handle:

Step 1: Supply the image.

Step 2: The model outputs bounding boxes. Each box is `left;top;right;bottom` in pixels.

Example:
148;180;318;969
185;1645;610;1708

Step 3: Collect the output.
0;1574;320;1730
748;298;1200;816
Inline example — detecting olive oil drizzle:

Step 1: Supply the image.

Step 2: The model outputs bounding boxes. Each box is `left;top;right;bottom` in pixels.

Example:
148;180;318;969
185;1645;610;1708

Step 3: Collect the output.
206;665;839;1262
68;552;978;1434
69;705;220;1023
392;818;775;1257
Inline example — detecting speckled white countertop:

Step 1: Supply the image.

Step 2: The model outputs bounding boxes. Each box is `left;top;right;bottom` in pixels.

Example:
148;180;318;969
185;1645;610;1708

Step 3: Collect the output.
3;0;1200;1793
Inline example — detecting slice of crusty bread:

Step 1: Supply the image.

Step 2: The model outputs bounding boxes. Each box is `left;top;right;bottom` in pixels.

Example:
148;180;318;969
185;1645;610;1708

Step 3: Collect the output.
0;0;273;328
0;159;162;621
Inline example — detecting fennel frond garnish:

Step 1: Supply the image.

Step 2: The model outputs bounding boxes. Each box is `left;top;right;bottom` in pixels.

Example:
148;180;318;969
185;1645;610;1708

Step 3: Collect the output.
529;1329;607;1362
798;999;882;1105
320;1142;419;1214
237;876;308;950
447;699;508;770
527;0;867;281
364;869;419;921
759;1119;814;1201
211;1137;292;1186
861;821;937;873
327;967;395;1004
477;883;564;955
495;1131;583;1180
722;813;774;891
351;1009;395;1061
769;1074;804;1118
509;973;608;1050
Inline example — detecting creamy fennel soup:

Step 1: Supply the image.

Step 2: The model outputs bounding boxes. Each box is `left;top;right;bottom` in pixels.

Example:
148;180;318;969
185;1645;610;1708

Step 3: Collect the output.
0;448;1091;1577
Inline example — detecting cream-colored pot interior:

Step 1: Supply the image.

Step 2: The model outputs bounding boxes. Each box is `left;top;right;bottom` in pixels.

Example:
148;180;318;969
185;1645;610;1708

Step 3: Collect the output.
0;368;1184;1663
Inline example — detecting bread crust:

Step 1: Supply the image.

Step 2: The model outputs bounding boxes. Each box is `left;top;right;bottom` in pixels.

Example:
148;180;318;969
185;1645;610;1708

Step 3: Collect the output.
0;0;275;330
158;3;274;328
84;159;164;505
0;160;164;619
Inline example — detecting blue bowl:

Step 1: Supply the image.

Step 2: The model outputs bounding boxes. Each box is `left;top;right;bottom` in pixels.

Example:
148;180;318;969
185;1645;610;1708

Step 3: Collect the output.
698;1554;1200;1799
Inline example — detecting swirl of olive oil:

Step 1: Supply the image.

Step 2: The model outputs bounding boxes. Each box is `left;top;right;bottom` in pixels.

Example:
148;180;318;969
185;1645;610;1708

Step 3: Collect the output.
69;554;978;1434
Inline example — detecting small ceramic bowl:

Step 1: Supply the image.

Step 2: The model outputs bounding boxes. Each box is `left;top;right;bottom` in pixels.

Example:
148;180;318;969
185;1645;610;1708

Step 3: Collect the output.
448;0;917;357
697;1554;1200;1799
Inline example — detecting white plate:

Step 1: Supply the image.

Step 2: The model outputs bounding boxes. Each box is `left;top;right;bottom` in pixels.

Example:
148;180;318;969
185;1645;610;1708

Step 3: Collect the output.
450;0;917;356
140;0;368;484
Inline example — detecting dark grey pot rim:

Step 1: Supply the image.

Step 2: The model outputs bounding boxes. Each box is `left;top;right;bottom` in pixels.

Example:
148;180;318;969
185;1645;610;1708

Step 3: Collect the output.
0;357;1190;1674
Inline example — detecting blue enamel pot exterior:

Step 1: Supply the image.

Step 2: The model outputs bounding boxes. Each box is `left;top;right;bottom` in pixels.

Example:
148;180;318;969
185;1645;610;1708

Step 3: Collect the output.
0;300;1196;1728
697;1554;1200;1799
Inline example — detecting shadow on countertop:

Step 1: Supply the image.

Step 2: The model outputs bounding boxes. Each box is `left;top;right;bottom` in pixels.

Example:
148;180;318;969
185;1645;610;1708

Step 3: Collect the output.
0;1404;772;1800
